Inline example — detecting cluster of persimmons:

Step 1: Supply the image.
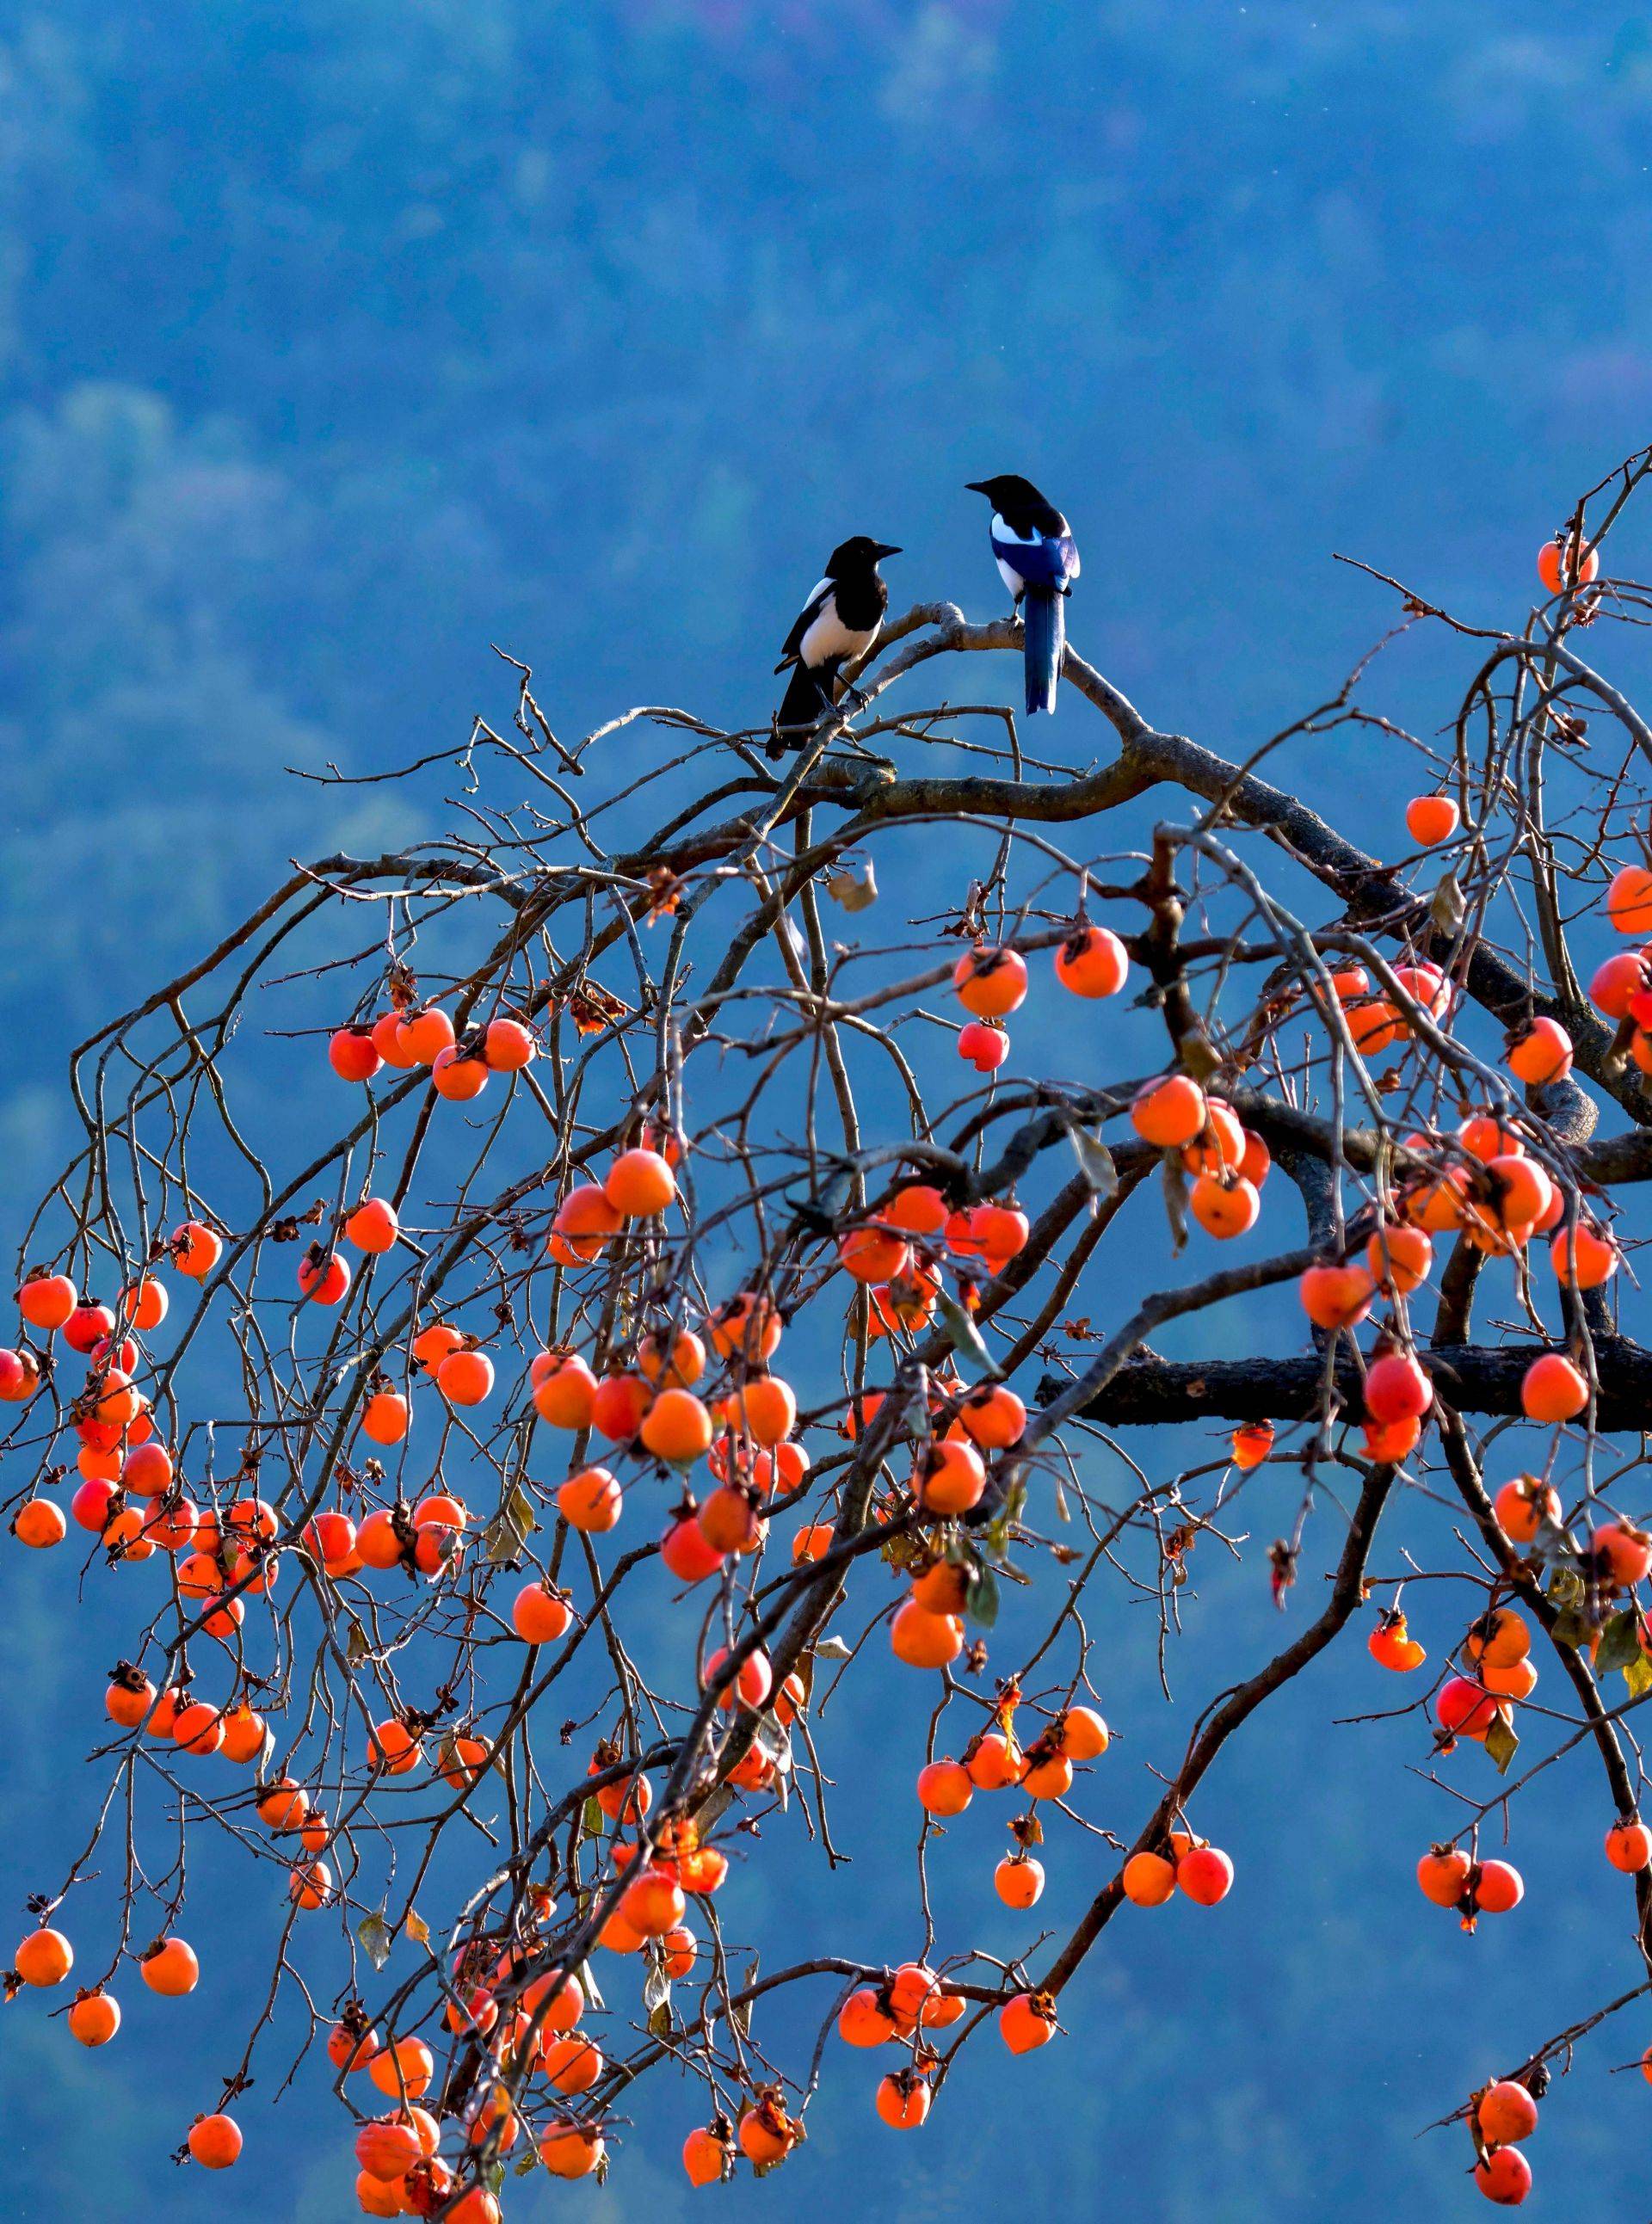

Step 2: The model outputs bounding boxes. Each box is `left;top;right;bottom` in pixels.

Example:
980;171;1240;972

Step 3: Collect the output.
1;929;1150;2211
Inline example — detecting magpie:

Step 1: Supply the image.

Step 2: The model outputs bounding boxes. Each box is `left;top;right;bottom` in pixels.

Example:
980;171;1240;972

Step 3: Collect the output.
771;536;901;757
965;475;1080;714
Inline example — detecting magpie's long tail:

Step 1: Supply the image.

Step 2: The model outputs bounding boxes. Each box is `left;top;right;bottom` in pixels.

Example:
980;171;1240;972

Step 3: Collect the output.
1021;588;1063;716
770;662;834;759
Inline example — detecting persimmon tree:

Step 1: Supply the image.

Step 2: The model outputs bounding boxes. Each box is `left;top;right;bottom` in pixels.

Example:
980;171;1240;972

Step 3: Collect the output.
8;452;1652;2214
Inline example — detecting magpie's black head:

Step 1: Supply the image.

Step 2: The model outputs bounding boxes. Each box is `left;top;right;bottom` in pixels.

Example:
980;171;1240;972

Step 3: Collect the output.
826;535;901;576
966;474;1051;510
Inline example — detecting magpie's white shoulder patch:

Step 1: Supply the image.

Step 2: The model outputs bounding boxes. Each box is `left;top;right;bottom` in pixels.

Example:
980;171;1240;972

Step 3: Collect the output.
990;511;1043;547
799;595;873;668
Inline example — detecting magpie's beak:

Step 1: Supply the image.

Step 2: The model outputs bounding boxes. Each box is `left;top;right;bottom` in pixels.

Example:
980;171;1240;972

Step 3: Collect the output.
874;543;903;560
965;481;989;496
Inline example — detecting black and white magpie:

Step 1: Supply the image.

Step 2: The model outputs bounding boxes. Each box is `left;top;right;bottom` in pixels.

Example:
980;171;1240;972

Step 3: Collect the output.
965;475;1080;714
771;536;901;757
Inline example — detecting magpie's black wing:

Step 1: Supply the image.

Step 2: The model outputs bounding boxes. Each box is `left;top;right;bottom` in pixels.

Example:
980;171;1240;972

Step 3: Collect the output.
774;578;833;673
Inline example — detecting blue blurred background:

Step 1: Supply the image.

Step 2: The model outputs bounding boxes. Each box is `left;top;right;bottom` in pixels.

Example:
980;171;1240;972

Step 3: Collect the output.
6;3;1652;2216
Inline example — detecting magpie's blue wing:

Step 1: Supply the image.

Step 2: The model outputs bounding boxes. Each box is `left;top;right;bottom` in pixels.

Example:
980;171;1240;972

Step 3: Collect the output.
990;526;1080;592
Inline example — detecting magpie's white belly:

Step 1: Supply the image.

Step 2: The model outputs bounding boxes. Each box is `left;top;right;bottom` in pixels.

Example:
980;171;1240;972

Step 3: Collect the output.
800;599;877;668
996;554;1029;598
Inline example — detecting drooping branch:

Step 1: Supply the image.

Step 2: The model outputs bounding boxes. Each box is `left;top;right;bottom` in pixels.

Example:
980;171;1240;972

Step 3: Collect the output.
1433;1406;1652;1963
1040;1463;1394;1994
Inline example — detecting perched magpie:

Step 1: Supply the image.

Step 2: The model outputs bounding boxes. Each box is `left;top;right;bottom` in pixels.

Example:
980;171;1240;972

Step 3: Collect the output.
771;536;900;757
965;475;1080;714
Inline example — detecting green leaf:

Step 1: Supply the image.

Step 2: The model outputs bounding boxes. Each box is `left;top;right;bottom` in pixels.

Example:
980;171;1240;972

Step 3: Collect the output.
646;1999;673;2038
1624;1654;1652;1700
1483;1713;1520;1775
1597;1609;1643;1674
985;1475;1026;1557
965;1564;1000;1630
581;1796;604;1837
357;1910;393;1972
1546;1563;1584;1610
1548;1604;1590;1651
933;1291;1002;1380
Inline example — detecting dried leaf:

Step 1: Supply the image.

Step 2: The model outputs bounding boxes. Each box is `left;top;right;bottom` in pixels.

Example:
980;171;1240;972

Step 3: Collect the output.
813;1635;853;1663
1160;1155;1189;1253
404;1909;430;1949
1625;1654;1652;1700
1178;1030;1222;1082
1065;1124;1118;1203
1430;870;1466;935
357;1910;393;1972
484;1484;539;1565
825;860;878;912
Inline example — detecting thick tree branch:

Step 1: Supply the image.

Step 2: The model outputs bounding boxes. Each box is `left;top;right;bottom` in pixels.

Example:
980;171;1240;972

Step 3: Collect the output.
1039;1336;1652;1429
